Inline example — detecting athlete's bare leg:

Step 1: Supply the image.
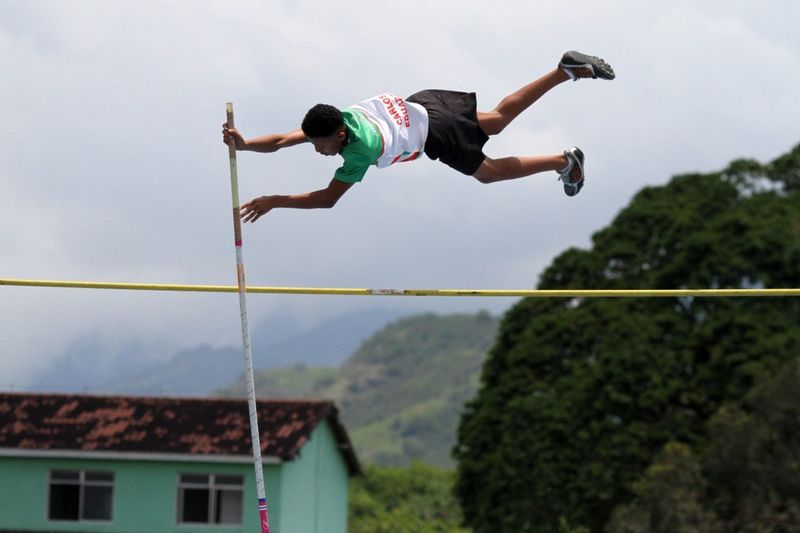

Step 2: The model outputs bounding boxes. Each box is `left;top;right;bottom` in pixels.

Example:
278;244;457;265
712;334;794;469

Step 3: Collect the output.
476;69;569;137
470;51;613;190
473;154;576;184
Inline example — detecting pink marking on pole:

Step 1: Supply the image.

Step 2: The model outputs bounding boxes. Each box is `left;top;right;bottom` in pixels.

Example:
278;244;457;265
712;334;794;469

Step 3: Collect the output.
259;498;270;532
235;240;243;247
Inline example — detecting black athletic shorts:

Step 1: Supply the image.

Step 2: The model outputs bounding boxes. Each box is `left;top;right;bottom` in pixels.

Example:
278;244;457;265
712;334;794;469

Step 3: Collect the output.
406;89;489;175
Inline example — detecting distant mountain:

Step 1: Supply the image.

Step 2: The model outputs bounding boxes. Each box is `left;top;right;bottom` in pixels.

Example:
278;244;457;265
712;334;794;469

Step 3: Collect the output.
32;309;500;466
252;308;409;369
26;332;165;393
229;364;339;399
26;308;408;396
102;344;243;396
217;311;500;467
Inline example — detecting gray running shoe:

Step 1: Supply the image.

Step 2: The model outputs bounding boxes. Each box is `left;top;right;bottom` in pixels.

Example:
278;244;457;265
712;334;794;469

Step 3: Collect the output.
559;51;615;81
558;147;585;197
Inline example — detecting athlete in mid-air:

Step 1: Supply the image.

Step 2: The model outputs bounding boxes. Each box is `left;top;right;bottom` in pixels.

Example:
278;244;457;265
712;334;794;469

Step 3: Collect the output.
222;51;615;223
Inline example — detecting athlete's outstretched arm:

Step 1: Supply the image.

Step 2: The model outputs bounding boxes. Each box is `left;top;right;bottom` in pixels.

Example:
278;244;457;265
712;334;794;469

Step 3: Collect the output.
240;178;354;223
222;125;307;153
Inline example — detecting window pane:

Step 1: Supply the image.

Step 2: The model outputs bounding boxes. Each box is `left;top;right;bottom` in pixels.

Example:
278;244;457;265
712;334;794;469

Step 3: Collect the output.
51;470;80;482
180;474;210;485
82;485;113;520
215;489;243;525
215;475;244;487
180;488;210;523
85;471;114;483
49;484;80;520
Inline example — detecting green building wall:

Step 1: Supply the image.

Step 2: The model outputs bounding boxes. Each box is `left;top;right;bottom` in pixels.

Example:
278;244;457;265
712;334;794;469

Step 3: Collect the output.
278;421;349;533
0;421;350;533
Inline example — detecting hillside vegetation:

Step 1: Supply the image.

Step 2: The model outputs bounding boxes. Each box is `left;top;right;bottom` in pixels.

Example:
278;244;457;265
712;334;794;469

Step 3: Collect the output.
349;462;469;533
217;311;500;467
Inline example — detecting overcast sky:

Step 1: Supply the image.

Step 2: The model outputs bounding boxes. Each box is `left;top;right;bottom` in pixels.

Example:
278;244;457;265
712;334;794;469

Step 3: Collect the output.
2;0;799;387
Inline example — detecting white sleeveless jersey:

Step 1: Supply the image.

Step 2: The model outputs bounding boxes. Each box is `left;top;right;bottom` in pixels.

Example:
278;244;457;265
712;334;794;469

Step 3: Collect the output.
349;94;429;168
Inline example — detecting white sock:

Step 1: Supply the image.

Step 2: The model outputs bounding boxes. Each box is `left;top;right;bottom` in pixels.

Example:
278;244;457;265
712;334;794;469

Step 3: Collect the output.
558;155;573;175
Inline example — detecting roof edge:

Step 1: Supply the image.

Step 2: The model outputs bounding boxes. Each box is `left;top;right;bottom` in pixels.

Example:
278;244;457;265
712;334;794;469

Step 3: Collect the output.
319;404;362;477
0;447;282;465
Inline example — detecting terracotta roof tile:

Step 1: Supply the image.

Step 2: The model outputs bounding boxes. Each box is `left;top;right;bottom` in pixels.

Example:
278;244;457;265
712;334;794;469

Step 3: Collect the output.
0;393;360;475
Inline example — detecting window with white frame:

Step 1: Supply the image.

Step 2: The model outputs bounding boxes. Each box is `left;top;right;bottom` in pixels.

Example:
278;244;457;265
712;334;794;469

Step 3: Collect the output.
177;473;244;525
48;470;114;522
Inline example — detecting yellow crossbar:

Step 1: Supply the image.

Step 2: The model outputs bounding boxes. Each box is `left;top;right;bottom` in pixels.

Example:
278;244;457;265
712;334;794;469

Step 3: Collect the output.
1;278;799;298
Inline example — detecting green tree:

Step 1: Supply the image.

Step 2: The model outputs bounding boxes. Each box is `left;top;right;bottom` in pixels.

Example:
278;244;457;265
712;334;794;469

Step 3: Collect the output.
349;462;470;532
606;443;721;533
702;356;800;531
455;145;800;532
607;356;800;532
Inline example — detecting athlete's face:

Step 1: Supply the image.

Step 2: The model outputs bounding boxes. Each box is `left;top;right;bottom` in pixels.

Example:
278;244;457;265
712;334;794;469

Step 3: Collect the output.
309;128;347;156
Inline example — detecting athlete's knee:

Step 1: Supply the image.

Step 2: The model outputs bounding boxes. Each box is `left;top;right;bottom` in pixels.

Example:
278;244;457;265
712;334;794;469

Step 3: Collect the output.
477;111;504;136
488;112;509;136
472;159;497;184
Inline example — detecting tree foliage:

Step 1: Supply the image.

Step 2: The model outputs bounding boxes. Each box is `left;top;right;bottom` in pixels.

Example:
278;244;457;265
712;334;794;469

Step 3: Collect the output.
349;462;469;533
606;442;720;533
702;355;800;531
608;356;800;532
455;144;800;532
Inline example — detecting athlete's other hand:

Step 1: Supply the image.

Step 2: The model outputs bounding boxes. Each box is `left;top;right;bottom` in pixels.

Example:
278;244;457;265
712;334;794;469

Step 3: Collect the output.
241;196;273;223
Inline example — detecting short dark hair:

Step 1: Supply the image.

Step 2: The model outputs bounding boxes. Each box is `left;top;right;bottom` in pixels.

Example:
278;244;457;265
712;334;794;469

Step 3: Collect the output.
301;104;344;138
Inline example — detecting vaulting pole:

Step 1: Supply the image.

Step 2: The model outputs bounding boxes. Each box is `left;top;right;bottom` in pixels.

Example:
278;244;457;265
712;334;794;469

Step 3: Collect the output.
226;102;270;533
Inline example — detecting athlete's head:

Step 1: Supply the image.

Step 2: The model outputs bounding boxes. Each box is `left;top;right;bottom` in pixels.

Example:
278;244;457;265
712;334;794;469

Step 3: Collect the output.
302;103;347;156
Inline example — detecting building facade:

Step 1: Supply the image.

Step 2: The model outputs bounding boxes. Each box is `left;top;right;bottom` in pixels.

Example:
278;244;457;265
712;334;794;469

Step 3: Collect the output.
0;393;360;533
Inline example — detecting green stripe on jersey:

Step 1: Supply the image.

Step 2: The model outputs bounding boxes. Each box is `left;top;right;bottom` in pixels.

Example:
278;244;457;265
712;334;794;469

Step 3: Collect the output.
334;109;384;184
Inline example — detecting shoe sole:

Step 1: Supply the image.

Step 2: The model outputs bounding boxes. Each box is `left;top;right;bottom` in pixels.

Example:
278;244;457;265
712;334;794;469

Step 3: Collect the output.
563;147;585;197
565;180;584;197
561;51;615;80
